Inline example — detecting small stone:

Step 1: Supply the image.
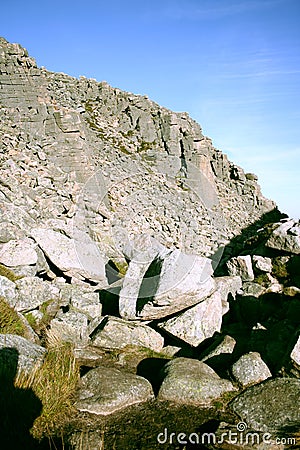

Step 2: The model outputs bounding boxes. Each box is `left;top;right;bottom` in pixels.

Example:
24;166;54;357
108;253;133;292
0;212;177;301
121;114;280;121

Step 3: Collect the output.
231;352;271;387
291;335;300;367
227;256;254;281
253;255;272;273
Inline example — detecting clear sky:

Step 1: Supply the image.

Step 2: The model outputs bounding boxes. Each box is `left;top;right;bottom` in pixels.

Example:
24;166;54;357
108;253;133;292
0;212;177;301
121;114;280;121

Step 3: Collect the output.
2;0;300;219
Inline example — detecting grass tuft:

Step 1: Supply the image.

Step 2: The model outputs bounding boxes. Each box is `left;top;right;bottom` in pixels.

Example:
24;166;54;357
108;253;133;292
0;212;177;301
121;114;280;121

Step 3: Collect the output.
0;296;27;336
15;333;80;442
0;263;23;282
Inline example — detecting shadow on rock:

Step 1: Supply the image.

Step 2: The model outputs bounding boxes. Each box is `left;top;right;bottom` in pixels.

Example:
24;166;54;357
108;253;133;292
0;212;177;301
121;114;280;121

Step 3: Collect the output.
0;347;42;450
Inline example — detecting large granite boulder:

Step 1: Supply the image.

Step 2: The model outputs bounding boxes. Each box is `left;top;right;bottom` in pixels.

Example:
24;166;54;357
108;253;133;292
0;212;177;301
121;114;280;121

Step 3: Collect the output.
90;316;164;352
157;290;222;347
158;357;236;406
226;255;254;281
75;366;154;415
138;250;215;320
266;220;300;254
230;378;300;433
31;228;108;284
0;238;38;267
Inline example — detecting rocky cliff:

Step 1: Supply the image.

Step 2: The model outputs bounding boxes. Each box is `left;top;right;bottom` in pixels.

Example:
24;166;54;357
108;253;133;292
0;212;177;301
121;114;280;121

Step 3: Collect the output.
1;38;299;450
0;37;278;267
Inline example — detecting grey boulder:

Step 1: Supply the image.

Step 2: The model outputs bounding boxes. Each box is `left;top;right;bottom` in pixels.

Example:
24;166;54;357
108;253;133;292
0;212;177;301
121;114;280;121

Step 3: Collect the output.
139;250;215;320
75;366;154;415
230;377;300;433
158;357;236;406
31;228;108;283
226;255;254;281
231;352;271;387
90;316;164;352
0;238;38;267
266;220;300;254
0;334;46;375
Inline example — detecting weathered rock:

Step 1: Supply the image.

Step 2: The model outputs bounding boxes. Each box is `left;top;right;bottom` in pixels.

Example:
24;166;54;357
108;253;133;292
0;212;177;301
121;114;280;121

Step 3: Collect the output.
230;378;300;432
75;366;154;415
13;276;60;312
59;284;101;319
231;352;271;387
252;255;272;273
0;275;17;303
138;251;216;320
90;316;164;352
201;335;236;362
227;255;254;281
118;237;166;319
50;309;89;344
266;220;300;254
241;281;266;298
0;334;46;374
0;239;38;267
284;286;300;297
31;228;108;283
291;335;300;367
157;290;222;347
158;357;236;405
215;275;242;314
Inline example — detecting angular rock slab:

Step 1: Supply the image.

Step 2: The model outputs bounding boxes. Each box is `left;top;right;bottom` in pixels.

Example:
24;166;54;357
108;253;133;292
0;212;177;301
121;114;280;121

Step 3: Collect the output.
157;276;241;347
50;310;89;344
215;275;242;314
75;366;154;415
90;316;164;352
119;235;169;319
139;250;215;320
230;378;300;433
31;228;108;283
14;276;60;312
231;352;271;387
0;334;46;375
266;220;300;254
0;275;17;303
0;239;38;267
157;290;222;347
158;357;236;406
201;335;236;362
226;255;254;282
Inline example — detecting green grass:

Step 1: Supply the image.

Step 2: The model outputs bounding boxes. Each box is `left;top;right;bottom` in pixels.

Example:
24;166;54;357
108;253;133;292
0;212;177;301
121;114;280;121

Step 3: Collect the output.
0;263;23;282
0;296;26;336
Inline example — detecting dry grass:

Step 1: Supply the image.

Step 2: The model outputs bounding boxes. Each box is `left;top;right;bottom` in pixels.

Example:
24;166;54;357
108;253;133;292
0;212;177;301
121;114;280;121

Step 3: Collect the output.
15;330;80;443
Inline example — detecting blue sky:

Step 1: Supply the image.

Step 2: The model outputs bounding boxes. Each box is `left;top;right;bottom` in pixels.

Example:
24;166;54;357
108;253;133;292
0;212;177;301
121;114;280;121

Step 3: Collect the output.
2;0;300;218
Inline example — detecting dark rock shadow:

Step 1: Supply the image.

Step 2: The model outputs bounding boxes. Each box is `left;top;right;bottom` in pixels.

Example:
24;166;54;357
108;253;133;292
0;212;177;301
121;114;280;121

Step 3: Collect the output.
136;357;169;395
0;347;42;450
136;257;163;315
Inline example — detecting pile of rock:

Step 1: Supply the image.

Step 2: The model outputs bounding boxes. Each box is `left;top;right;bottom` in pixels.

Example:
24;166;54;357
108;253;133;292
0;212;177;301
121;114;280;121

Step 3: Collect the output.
0;37;299;448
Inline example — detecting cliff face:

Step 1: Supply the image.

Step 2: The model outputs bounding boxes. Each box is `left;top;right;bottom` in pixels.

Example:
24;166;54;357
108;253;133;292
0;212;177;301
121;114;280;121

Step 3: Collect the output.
0;37;276;266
